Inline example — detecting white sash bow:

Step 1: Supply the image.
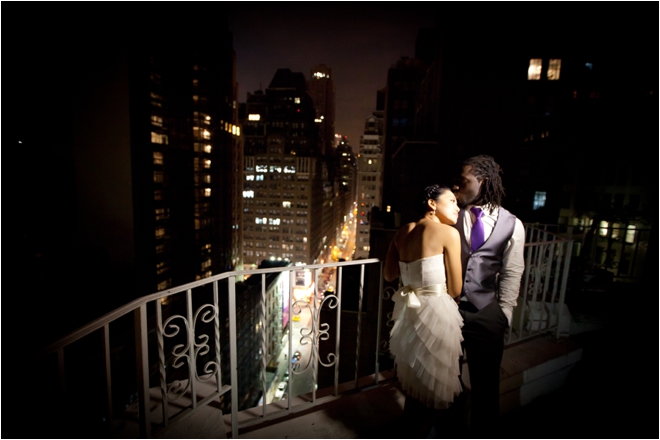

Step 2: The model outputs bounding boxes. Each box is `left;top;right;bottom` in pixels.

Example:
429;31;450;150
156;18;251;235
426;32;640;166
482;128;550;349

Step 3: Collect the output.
391;284;447;320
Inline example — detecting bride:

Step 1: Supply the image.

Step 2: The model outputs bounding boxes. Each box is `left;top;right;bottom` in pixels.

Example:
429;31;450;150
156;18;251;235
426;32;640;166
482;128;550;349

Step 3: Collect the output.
384;184;463;435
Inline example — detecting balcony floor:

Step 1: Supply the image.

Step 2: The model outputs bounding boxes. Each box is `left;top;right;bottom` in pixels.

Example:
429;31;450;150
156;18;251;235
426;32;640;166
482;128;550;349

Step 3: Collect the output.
106;279;658;439
118;330;601;439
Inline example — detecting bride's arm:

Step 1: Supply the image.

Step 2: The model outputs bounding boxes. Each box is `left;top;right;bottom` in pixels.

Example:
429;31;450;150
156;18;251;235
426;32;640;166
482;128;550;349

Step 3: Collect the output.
443;226;463;299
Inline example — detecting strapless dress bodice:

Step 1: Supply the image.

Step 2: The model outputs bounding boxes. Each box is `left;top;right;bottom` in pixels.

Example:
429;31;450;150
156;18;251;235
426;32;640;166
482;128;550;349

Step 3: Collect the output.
398;254;446;289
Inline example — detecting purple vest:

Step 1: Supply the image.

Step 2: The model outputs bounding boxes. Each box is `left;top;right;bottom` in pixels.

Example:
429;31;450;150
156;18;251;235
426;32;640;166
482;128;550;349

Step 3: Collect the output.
455;206;516;309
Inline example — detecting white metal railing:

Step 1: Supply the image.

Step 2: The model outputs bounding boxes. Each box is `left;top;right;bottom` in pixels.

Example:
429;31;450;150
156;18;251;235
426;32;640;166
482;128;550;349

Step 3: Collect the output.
40;228;574;438
506;225;574;344
40;259;383;439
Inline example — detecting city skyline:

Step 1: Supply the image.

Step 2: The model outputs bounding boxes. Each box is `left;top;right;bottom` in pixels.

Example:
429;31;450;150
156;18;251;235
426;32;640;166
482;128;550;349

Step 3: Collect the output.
6;3;656;331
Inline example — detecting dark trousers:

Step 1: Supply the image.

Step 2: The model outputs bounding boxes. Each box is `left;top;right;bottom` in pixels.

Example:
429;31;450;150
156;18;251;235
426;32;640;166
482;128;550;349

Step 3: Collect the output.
458;300;508;436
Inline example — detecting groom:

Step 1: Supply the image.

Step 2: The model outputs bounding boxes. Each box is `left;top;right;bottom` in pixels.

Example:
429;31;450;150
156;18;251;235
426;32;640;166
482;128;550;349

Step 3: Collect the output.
451;154;525;435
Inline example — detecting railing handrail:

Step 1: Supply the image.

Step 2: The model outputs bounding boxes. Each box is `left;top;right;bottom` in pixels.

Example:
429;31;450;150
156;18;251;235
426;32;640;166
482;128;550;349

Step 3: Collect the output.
41;258;381;358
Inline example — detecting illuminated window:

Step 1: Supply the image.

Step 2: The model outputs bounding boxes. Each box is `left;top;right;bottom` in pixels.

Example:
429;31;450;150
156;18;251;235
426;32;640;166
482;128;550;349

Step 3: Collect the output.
625;225;636;244
203;130;210;140
243;190;254;198
533;191;546;210
204;175;211;184
204;159;211;169
153;151;163;165
151;132;168;144
547;59;561;80
599;221;609;237
204;144;212;153
204;188;211;197
151;115;163;127
528;59;542;80
155;208;168;220
249;114;261;121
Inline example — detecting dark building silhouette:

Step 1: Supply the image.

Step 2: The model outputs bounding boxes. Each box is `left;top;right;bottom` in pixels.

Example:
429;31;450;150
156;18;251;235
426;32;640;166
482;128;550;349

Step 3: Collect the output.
381;56;429;215
308;64;337;165
355;109;385;260
10;10;241;343
307;65;340;262
374;9;655;281
336;135;358;220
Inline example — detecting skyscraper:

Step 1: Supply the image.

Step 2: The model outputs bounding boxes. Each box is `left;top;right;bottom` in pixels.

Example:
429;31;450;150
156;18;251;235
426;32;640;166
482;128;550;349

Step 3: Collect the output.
308;64;339;263
354;112;384;260
241;69;326;268
133;31;242;293
11;12;242;337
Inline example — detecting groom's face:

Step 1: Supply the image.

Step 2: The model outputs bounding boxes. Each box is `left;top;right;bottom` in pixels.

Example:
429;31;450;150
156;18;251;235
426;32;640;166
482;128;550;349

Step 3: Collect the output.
453;165;482;207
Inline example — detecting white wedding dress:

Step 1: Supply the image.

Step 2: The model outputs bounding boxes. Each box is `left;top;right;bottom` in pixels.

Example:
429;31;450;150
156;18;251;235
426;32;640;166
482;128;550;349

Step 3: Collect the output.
389;254;464;409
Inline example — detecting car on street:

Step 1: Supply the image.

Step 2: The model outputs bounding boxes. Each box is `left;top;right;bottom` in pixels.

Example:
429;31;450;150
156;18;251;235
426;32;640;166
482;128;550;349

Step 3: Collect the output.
283;372;289;382
274;381;287;400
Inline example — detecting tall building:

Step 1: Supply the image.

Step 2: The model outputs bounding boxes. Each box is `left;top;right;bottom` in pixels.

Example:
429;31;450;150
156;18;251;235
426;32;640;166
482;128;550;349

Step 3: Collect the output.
381;56;429;217
307;64;338;263
241;69;327;268
336;136;358;224
307;64;336;161
133;32;242;293
354;112;384;260
11;12;242;336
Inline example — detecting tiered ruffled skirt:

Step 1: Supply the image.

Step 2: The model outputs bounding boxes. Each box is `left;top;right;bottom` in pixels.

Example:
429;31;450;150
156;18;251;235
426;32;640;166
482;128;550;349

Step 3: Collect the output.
389;291;464;409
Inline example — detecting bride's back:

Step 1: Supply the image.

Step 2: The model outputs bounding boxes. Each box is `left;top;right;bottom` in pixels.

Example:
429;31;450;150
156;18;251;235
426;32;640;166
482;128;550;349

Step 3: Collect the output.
396;218;448;263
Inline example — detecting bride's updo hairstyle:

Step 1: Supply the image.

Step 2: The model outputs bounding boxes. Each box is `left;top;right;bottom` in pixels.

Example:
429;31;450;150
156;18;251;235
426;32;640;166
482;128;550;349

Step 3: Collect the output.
420;184;452;217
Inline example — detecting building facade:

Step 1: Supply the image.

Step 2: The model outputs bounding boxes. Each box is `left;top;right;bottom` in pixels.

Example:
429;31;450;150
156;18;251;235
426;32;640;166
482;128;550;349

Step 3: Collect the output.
130;34;242;294
241;69;327;268
354;113;384;260
307;64;339;264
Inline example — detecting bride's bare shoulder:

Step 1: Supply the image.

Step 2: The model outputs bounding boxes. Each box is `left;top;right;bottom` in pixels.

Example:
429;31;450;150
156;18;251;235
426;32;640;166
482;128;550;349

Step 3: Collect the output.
401;222;417;232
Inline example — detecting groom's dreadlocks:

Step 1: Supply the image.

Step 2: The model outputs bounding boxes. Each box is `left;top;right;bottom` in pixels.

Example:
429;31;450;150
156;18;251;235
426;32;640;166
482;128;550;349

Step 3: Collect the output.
464;155;506;208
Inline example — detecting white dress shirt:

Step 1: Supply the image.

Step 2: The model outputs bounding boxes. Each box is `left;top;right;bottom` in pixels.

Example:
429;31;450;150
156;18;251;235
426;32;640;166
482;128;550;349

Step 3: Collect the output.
461;204;526;326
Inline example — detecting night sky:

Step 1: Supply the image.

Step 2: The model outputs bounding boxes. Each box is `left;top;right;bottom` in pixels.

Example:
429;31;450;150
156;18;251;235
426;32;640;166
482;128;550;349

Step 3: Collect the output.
223;2;654;148
226;2;438;146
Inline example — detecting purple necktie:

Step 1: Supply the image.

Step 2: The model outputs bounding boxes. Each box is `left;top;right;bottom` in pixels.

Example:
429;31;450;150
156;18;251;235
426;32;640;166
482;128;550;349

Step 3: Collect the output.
470;207;484;252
